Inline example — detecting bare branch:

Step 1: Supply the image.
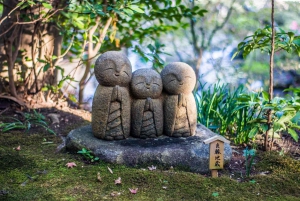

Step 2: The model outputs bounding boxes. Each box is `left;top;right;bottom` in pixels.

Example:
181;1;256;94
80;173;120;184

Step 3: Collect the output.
189;1;200;55
0;8;64;38
206;0;236;48
92;17;112;56
57;34;75;60
0;0;25;25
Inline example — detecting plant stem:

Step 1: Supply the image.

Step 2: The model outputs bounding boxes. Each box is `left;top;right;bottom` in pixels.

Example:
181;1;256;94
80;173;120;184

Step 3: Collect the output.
265;0;275;151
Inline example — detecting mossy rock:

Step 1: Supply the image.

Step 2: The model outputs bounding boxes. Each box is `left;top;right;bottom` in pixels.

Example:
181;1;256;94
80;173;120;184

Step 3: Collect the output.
66;124;232;173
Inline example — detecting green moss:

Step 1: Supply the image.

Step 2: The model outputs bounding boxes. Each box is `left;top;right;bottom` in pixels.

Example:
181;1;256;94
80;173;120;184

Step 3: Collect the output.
1;132;300;200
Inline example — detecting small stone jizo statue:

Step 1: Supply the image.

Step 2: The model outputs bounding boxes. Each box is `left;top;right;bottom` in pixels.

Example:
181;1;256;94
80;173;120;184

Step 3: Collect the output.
131;69;163;138
160;62;197;137
92;51;132;140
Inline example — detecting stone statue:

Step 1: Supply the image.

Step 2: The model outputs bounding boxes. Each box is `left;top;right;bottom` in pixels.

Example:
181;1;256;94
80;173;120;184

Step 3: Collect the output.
160;62;197;137
92;51;132;140
130;69;163;138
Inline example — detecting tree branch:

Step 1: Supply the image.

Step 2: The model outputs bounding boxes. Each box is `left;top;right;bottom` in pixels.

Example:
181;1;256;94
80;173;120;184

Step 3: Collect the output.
0;0;25;25
92;17;112;56
189;1;200;55
206;0;236;48
0;8;64;38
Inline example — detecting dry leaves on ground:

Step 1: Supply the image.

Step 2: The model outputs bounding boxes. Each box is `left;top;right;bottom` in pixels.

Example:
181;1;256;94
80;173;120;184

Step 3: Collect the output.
129;188;138;194
66;162;77;168
107;166;113;174
115;177;121;185
97;172;102;182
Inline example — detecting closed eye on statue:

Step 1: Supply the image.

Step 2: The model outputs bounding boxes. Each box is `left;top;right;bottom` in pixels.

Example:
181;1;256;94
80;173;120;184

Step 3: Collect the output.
103;68;113;72
123;71;130;77
185;76;192;79
135;82;144;86
167;79;177;84
153;83;160;86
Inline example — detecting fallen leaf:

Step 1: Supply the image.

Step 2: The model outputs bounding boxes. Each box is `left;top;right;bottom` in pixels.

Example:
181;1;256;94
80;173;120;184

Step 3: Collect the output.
36;170;48;175
111;191;121;197
107;166;113;174
66;162;77;168
115;177;121;185
148;165;156;171
21;181;27;186
47;113;60;124
15;145;21;151
26;174;34;180
97;172;102;182
129;188;138;194
259;171;270;175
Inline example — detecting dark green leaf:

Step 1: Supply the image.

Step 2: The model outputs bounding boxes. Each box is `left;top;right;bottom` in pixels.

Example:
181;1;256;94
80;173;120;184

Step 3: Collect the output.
43;63;51;72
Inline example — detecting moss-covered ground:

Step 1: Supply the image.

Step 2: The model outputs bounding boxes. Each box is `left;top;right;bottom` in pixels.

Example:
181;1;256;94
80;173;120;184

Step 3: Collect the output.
1;131;300;201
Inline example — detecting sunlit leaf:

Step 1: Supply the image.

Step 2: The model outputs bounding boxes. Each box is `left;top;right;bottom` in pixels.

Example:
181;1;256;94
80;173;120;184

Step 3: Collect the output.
128;5;144;13
248;126;258;138
42;3;52;9
288;128;299;142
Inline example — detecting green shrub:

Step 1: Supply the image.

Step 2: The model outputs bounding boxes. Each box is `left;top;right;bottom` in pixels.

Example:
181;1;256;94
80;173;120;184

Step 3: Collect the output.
195;83;300;144
195;82;254;144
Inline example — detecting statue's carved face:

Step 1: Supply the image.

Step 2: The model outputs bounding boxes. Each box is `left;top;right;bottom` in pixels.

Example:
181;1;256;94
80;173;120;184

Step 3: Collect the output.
131;69;163;99
161;62;196;95
95;51;132;86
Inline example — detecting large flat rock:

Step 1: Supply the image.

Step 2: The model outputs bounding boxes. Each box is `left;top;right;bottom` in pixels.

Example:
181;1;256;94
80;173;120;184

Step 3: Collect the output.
66;124;232;173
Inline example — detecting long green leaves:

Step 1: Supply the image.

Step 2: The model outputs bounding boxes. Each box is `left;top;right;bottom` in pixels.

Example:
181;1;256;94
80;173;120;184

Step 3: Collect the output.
195;82;251;144
195;83;300;144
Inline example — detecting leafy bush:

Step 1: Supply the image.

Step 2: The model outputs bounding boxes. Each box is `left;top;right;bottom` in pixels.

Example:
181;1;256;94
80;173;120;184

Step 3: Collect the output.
238;91;300;143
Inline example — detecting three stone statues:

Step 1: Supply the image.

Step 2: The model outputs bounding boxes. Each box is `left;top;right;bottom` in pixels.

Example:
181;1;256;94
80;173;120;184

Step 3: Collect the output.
92;51;197;140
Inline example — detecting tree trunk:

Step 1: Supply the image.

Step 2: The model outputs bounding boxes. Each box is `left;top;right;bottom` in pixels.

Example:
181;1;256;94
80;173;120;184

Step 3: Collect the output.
0;0;66;100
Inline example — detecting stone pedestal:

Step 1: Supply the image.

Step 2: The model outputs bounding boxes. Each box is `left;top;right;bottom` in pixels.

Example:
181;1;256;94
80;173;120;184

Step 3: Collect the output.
66;124;232;173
